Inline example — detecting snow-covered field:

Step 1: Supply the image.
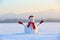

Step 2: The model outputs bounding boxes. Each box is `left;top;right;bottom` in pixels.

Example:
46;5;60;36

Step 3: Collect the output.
0;22;60;40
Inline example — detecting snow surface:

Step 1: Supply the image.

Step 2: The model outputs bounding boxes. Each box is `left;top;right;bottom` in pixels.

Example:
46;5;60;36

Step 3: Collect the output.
0;22;60;34
0;22;60;40
0;34;59;40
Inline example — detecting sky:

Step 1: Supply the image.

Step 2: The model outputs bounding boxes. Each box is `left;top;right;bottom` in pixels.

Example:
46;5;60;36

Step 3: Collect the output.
0;0;60;14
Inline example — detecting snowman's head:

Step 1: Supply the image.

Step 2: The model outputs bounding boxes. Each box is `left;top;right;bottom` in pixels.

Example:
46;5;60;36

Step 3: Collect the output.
28;15;35;22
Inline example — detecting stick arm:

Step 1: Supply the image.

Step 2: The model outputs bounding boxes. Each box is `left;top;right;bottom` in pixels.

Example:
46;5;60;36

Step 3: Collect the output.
37;20;44;26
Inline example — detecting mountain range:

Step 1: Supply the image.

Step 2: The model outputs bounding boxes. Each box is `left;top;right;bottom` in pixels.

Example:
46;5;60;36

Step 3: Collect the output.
0;10;60;22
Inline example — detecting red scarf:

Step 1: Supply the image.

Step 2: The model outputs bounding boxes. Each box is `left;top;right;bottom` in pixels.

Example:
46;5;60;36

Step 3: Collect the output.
27;22;36;29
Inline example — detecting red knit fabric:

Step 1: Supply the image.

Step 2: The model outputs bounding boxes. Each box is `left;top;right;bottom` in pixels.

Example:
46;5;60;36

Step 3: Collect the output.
27;22;36;29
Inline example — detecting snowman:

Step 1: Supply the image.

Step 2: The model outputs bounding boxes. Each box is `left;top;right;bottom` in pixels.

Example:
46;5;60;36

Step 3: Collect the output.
18;15;44;34
25;15;38;34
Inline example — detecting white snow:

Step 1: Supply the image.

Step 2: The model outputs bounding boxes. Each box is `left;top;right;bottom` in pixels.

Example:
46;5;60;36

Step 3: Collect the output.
0;22;60;40
0;22;60;34
0;34;59;40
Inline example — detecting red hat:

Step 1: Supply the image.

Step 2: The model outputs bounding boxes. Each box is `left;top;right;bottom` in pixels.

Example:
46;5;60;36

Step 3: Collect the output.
29;15;34;19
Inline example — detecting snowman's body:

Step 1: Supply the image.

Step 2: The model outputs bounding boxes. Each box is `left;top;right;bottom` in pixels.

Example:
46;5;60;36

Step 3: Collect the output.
24;16;38;34
24;22;38;34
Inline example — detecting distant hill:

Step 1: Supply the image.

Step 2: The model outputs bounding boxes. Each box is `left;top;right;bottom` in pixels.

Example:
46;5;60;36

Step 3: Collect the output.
0;10;60;23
